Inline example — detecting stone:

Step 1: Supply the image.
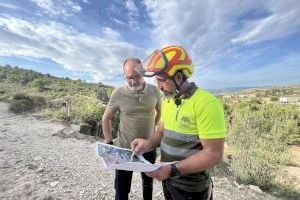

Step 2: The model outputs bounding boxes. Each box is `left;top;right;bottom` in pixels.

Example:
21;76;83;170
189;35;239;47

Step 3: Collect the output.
79;123;92;135
49;181;59;187
249;185;263;193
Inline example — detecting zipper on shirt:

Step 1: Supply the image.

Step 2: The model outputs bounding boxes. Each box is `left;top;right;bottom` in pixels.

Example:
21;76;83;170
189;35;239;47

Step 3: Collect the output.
175;101;184;121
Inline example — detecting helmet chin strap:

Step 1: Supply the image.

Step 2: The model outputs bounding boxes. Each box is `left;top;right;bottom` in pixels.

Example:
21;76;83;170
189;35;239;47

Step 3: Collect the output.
171;77;185;107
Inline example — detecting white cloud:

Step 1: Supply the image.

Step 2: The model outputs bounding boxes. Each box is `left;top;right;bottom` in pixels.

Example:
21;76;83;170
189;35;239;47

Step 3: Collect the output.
101;27;122;41
31;0;82;17
143;0;300;74
0;16;145;83
1;1;299;88
0;2;21;9
125;0;138;13
143;0;251;69
232;0;300;44
110;17;127;27
81;0;89;4
125;0;139;29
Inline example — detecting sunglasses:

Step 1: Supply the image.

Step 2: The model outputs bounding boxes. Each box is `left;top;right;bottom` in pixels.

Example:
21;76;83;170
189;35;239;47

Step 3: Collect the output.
155;76;169;84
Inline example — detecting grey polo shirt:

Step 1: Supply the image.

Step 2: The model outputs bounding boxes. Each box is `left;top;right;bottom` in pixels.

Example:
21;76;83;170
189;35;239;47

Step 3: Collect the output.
105;83;161;148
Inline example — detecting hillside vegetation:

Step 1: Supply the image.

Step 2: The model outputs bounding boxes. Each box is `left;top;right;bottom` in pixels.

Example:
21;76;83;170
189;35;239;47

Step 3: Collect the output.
0;64;119;137
1;65;300;199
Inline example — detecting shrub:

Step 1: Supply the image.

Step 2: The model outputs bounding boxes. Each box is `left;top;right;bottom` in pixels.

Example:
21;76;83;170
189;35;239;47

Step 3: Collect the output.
270;96;279;102
226;101;298;190
67;95;119;137
13;93;31;101
31;95;47;107
9;93;47;113
9;99;34;113
81;106;105;135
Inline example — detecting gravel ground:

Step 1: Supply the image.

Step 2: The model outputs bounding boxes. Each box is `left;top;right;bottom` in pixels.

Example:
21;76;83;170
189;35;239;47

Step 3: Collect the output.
0;102;283;200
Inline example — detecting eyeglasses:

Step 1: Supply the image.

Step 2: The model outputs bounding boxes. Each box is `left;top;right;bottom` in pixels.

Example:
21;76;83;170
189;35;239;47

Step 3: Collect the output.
155;76;169;84
124;74;141;81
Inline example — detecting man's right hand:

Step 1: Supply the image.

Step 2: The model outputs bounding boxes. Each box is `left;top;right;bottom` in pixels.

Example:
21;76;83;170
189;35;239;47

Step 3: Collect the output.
131;138;150;155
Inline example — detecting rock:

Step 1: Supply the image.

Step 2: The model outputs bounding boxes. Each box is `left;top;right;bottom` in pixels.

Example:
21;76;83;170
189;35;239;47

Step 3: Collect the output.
27;163;38;170
249;185;263;193
39;179;48;184
233;181;239;187
43;195;54;200
24;183;31;189
56;125;80;138
14;160;22;164
79;123;92;135
49;181;59;187
36;167;44;173
237;184;245;189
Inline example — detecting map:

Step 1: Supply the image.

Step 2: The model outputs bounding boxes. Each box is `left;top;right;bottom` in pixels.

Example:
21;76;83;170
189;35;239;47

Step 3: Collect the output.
96;142;164;172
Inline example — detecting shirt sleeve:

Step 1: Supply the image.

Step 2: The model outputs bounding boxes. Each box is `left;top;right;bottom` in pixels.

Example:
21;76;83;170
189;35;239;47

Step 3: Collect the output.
196;99;226;139
105;88;119;113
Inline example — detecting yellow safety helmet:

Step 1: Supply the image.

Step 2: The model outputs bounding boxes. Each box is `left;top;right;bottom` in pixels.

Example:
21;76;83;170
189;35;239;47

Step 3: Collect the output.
138;45;194;78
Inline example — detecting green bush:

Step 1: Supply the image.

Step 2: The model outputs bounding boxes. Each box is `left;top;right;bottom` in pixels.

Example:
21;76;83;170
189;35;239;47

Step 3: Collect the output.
9;99;34;113
270;96;279;102
226;101;299;190
111;111;120;138
9;93;47;113
66;95;119;137
13;93;31;101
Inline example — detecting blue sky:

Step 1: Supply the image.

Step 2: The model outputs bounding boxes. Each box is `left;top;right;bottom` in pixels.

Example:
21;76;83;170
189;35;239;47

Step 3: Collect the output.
0;0;299;89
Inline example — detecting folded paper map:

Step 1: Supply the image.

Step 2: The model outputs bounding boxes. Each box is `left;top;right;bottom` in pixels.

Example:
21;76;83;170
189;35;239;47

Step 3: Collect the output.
96;142;164;172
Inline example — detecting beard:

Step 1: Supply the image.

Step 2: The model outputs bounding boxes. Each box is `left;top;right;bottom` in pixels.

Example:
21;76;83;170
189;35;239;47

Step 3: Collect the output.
127;81;144;93
160;87;176;98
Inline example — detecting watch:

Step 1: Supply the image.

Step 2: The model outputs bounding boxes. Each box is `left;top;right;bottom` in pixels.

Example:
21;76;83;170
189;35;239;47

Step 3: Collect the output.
105;141;113;145
170;163;181;178
154;125;159;132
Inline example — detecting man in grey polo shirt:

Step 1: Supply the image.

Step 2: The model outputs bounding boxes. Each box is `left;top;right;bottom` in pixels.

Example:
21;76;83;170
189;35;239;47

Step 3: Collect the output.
102;58;162;200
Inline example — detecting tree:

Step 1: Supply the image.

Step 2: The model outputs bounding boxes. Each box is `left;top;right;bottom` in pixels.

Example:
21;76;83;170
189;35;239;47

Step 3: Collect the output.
30;78;48;89
270;96;279;102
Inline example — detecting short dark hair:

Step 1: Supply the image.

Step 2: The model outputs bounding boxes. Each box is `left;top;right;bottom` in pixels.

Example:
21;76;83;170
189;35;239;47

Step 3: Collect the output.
123;58;141;69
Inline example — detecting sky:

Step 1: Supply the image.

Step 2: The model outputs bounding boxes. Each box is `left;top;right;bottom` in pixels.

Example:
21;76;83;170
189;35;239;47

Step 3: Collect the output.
0;0;299;89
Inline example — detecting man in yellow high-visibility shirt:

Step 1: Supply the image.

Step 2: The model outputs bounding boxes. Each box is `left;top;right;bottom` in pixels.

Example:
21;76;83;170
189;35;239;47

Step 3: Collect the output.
131;46;226;200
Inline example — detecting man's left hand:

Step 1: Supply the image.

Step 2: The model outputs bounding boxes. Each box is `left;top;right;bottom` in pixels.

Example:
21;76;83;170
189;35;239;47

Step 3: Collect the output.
145;164;171;181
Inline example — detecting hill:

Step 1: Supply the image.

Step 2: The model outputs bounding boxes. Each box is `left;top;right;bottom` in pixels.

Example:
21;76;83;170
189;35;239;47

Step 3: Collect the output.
0;64;113;102
217;85;300;104
0;65;119;137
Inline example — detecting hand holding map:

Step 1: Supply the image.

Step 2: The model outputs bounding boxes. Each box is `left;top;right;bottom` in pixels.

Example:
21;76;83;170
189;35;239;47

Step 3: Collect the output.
96;142;165;172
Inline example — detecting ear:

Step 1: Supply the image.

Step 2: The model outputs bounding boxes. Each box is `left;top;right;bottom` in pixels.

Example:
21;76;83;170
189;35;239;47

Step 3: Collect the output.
174;71;183;83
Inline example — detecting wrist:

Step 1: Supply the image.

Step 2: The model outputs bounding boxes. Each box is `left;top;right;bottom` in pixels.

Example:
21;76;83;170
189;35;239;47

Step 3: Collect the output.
104;139;113;145
170;163;181;178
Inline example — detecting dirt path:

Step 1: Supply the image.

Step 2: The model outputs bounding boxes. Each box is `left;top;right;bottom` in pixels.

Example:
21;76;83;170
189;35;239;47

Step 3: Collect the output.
284;144;300;191
0;102;283;200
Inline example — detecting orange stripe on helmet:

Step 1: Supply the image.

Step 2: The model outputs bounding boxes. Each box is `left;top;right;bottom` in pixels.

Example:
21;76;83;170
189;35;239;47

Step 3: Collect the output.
144;46;193;78
146;51;162;72
161;46;192;77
